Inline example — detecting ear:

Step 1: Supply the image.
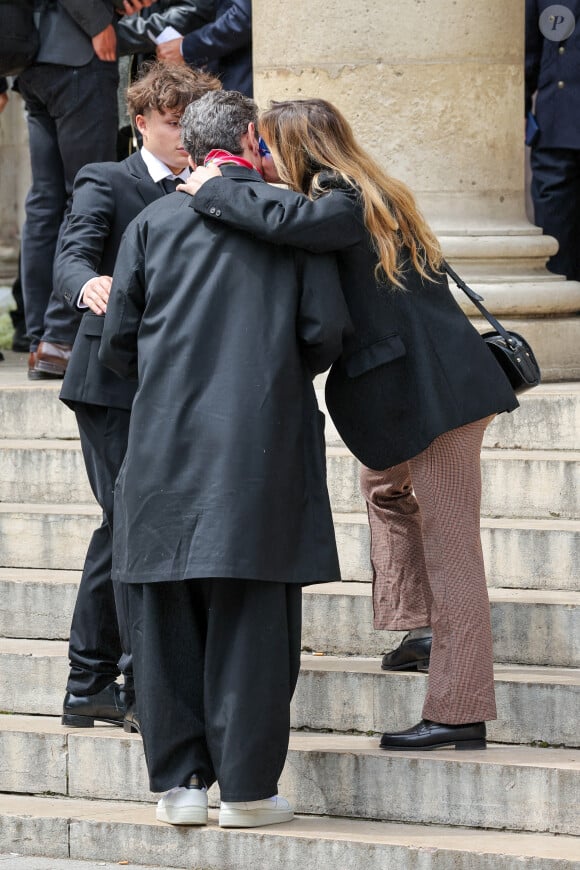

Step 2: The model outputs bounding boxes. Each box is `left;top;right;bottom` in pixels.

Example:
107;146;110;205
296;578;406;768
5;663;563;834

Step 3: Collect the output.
188;155;197;169
247;121;260;157
134;114;147;137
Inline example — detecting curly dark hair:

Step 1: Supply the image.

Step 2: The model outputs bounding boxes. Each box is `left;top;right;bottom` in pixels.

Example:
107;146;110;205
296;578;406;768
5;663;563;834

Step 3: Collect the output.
126;61;221;122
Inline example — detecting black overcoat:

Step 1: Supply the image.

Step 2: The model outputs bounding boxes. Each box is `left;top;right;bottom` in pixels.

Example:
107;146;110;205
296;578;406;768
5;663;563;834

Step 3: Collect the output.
58;151;163;410
192;175;519;470
99;166;352;585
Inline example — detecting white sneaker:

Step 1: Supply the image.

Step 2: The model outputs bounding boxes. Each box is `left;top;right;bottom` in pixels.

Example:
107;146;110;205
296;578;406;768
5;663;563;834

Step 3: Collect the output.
156;784;208;825
219;794;294;828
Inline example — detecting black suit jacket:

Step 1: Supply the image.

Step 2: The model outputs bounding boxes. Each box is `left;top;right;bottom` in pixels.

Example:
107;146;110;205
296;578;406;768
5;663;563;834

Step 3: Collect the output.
58;151;163;410
34;0;115;67
192;174;519;469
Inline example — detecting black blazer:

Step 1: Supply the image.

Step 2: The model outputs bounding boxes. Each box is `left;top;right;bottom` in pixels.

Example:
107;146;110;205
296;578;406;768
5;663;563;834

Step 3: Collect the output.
192;174;519;469
34;0;115;67
57;151;163;410
181;0;252;96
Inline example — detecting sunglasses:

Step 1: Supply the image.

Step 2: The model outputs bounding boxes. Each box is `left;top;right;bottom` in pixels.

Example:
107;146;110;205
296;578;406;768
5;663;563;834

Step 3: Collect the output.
258;136;271;158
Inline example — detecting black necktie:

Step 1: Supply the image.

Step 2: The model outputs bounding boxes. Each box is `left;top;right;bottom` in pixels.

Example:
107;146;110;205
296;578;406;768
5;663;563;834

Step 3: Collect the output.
161;176;181;194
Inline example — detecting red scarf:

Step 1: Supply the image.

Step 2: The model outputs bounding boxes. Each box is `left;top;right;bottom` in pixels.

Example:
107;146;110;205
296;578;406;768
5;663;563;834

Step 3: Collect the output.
204;149;262;175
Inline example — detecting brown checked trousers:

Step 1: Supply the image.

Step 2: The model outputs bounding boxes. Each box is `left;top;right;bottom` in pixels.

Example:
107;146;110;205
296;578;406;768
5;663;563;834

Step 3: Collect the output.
360;416;497;724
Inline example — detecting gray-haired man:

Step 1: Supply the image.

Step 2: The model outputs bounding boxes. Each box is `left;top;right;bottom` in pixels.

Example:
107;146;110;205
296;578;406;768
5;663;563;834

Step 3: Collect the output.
99;90;352;829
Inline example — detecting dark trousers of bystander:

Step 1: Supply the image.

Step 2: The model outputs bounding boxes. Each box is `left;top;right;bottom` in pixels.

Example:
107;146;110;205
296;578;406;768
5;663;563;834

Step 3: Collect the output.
530;145;580;281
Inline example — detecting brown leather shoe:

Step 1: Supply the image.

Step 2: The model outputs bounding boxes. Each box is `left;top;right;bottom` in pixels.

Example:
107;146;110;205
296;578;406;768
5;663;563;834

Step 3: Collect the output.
27;350;44;380
33;340;72;378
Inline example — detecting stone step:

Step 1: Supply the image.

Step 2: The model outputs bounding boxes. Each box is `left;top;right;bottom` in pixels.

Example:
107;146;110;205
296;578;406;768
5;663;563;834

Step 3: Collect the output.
335;512;580;590
0;439;91;503
327;446;580;519
0;639;577;746
294;656;580;747
0;503;101;570
1;795;579;870
2;570;578;668
1;505;577;592
302;582;580;666
316;380;580;452
2;439;579;520
1;368;578;449
4;795;580;870
0;382;77;440
0;716;578;834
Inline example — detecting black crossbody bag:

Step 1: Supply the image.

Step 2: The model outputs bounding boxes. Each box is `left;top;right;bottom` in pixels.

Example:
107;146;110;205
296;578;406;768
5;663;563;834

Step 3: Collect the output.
444;262;541;395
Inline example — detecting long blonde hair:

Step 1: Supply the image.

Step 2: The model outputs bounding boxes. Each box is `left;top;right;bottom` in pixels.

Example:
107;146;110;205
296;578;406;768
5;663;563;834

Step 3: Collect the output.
259;99;442;287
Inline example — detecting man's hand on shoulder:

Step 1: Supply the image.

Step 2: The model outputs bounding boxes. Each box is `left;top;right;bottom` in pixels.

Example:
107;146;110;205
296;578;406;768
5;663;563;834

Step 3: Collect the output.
81;276;113;315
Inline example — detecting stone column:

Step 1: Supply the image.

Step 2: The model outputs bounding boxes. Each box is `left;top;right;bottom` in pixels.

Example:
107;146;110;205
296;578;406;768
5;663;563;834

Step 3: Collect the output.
252;0;580;379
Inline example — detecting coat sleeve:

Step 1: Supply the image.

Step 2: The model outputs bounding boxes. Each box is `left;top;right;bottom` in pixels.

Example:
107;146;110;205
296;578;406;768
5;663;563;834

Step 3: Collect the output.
57;0;114;38
525;0;541;115
181;0;251;65
116;0;214;55
296;250;353;376
99;219;146;380
53;165;116;308
192;179;366;252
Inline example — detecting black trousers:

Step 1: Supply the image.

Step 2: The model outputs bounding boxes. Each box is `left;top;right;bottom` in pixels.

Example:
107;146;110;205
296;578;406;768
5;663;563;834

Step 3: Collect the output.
17;57;118;348
66;403;132;696
127;578;302;800
530;145;580;281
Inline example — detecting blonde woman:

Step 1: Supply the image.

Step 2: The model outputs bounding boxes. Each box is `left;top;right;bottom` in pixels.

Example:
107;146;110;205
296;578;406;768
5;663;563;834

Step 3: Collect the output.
181;98;518;750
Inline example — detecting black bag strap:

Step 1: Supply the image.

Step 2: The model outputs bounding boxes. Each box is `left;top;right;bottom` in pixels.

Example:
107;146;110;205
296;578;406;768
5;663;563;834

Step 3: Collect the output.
443;260;519;349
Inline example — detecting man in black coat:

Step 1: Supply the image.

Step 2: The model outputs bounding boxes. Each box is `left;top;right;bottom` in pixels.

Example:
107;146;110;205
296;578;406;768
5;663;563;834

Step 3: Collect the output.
99;89;351;828
526;0;580;280
56;62;221;730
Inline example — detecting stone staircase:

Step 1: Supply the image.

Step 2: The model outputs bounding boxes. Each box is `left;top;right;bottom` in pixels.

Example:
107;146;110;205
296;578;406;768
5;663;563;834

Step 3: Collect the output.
0;350;578;869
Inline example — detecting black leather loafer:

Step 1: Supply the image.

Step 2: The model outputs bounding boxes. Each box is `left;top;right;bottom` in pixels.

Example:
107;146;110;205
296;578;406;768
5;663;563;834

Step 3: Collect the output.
381;633;432;671
62;682;129;727
380;719;486;751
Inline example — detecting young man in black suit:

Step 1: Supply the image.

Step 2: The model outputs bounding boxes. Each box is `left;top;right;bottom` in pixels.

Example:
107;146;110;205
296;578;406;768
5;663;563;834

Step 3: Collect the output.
55;62;221;730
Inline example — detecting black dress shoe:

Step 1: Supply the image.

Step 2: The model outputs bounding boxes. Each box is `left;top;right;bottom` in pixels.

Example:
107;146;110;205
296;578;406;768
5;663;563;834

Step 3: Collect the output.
62;682;128;727
381;633;432;671
123;704;141;734
380;719;486;751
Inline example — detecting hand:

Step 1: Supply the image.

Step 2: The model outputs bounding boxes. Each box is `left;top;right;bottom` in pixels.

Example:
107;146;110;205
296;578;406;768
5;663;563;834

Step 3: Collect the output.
92;24;117;61
156;37;186;65
177;164;222;195
118;0;157;14
0;92;8;114
81;275;112;315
